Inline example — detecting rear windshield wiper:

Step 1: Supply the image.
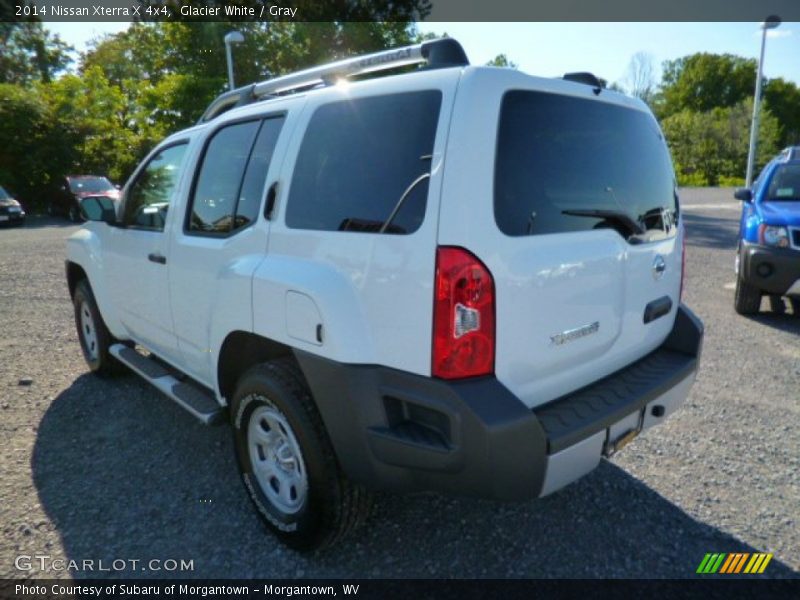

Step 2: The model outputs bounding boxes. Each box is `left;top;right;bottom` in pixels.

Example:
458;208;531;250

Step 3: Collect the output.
562;208;645;236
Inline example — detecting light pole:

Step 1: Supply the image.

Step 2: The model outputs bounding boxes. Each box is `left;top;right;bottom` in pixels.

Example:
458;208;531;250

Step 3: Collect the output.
224;31;245;91
745;15;781;188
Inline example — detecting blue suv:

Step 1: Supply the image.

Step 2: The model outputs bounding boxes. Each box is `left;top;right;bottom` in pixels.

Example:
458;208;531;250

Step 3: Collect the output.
734;146;800;315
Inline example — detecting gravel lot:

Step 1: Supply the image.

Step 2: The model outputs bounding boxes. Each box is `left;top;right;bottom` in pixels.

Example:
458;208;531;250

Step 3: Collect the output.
1;188;798;579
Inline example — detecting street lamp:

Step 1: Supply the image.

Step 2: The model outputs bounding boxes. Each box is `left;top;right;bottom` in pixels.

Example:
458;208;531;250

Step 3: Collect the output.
745;15;781;188
224;31;245;91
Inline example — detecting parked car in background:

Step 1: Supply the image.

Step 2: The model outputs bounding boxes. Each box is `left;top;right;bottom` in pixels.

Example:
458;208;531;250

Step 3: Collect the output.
0;185;26;226
49;175;120;222
734;146;800;315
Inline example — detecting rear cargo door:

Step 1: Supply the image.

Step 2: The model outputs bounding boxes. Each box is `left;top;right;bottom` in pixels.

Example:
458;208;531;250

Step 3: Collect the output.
438;70;682;408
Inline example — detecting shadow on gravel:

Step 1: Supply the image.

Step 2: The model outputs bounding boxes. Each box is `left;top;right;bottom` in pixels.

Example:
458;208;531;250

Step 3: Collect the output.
682;212;739;251
747;312;800;335
33;374;798;579
17;216;78;230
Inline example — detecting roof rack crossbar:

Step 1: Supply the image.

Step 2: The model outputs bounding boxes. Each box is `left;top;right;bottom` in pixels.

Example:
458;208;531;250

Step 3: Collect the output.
199;38;468;123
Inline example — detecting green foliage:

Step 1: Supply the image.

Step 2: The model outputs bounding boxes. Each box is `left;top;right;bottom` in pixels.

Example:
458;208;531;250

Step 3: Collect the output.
657;53;756;119
0;83;70;205
0;22;73;84
486;54;517;68
662;99;780;186
764;77;800;146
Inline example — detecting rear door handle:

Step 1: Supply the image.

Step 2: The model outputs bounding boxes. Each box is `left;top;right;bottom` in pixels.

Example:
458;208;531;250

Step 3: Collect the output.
148;253;167;265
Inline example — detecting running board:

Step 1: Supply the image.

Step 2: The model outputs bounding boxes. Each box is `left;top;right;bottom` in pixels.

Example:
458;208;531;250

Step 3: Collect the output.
109;344;223;425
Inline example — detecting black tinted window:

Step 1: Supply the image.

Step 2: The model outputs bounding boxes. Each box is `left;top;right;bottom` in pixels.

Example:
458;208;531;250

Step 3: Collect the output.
235;117;285;228
124;143;188;231
286;91;441;234
495;91;677;240
189;121;260;234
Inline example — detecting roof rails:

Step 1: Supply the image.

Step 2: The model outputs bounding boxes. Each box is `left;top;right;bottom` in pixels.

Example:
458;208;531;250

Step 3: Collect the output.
780;146;800;161
199;37;469;123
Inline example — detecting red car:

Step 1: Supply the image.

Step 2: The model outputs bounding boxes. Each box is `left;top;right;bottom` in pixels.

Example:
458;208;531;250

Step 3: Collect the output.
49;175;120;222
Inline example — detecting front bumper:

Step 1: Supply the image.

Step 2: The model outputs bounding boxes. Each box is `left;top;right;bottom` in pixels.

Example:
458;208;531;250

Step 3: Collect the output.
740;241;800;296
0;208;25;223
295;304;703;501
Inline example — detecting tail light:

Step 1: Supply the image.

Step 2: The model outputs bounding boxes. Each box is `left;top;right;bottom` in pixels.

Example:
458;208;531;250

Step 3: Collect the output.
680;227;686;301
432;246;495;379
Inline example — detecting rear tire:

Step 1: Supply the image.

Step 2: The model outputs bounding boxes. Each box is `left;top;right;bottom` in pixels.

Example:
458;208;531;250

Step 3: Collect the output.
72;280;123;377
230;359;371;551
790;298;800;317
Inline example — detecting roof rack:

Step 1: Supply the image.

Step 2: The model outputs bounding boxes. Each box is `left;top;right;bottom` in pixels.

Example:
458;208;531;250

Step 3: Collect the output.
780;146;800;161
199;37;469;123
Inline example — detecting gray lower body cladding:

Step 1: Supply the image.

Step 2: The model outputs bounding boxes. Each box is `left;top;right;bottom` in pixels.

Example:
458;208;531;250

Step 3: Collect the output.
294;304;703;501
740;241;800;296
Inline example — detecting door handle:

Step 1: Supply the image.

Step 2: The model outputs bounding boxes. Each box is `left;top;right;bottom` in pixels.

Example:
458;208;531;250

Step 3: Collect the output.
264;181;278;220
148;253;167;265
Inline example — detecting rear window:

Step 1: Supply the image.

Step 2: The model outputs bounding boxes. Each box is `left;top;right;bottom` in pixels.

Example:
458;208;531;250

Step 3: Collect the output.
766;164;800;201
286;91;441;234
494;91;677;240
69;177;114;193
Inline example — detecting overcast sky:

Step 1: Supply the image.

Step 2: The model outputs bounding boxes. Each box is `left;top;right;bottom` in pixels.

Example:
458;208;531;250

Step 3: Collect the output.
48;21;800;87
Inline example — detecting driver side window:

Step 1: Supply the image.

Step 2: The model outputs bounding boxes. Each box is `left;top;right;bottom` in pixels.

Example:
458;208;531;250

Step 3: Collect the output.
123;143;189;231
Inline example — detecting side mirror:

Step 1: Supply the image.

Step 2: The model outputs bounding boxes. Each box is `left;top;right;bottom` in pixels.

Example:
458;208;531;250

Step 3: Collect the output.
80;196;117;224
734;188;753;202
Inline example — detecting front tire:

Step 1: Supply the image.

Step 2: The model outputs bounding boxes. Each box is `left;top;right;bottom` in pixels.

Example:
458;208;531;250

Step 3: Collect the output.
231;359;371;551
72;280;122;377
734;248;761;315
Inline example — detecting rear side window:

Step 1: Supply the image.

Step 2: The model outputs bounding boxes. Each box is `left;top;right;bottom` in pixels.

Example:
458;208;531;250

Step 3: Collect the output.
286;91;441;234
495;91;677;240
188;116;284;235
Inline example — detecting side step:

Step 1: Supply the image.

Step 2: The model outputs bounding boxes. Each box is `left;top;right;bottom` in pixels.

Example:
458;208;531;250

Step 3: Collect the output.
110;344;223;425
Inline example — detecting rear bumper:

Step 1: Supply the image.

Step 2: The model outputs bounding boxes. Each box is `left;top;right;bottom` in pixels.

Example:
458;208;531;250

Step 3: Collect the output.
296;304;703;501
740;241;800;296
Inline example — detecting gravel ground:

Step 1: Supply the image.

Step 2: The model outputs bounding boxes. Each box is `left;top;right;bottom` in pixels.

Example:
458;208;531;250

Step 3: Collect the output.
1;190;798;579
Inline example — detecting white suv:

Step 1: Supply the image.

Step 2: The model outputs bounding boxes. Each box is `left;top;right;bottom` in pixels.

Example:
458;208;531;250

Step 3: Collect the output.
66;38;703;549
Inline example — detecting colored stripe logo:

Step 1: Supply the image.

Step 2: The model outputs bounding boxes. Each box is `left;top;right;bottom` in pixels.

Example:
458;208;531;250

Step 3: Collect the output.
696;552;773;574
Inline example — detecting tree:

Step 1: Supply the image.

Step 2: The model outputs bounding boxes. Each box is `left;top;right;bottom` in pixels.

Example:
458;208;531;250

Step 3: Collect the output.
657;53;756;118
0;83;72;206
662;99;780;186
45;67;139;182
486;54;517;68
82;22;426;128
763;77;800;147
622;51;656;105
0;22;73;85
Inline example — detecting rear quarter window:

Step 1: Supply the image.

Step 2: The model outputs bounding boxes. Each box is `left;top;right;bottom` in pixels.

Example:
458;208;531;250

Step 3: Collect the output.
494;90;677;240
286;90;442;234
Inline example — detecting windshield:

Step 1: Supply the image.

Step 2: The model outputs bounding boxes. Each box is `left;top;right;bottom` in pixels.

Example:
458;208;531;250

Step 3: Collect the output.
494;91;678;241
766;164;800;201
0;185;10;199
69;177;114;194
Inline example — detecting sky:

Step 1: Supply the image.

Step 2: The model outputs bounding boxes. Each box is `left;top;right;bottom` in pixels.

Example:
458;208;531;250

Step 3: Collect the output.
48;21;800;87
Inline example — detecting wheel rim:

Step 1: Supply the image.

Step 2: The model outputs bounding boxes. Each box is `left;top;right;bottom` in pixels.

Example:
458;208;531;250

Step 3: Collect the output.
79;300;99;361
247;402;308;515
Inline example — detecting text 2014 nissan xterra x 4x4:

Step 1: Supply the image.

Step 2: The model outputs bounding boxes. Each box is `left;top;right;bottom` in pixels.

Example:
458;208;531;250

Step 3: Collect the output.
66;39;703;549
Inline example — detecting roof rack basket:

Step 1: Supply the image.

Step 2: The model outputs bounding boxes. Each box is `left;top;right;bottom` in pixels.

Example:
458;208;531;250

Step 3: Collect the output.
199;37;469;123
